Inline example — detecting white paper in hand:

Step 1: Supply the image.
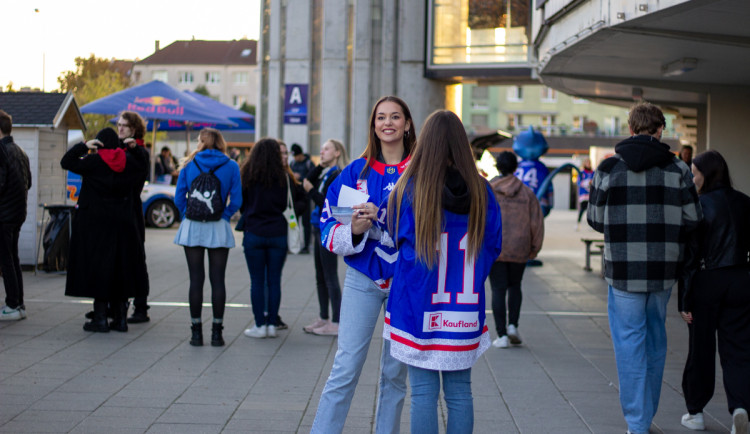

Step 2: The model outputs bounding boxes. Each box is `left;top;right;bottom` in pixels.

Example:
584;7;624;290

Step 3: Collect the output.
338;185;370;207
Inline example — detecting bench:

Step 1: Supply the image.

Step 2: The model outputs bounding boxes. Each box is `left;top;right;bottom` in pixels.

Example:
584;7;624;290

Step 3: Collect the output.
581;238;605;272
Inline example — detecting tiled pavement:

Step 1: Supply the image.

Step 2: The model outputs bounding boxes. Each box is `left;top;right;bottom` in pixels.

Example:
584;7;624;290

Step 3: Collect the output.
0;211;734;433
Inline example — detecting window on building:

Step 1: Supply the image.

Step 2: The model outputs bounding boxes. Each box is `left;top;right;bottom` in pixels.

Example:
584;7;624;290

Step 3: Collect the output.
241;48;252;57
541;87;557;102
429;0;530;65
573;115;587;131
471;113;488;130
541;115;556;135
606;116;621;135
205;72;221;84
233;95;247;108
151;70;168;82
573;97;589;104
134;71;142;82
178;71;194;84
507;114;520;131
471;86;489;99
507;86;523;102
233;72;249;85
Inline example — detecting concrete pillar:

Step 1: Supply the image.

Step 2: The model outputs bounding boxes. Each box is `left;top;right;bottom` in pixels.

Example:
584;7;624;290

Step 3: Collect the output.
705;87;750;194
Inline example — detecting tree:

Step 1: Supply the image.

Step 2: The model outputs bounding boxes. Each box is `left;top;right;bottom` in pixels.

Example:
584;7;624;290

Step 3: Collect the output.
193;85;210;97
58;55;131;139
240;102;255;116
4;82;14;92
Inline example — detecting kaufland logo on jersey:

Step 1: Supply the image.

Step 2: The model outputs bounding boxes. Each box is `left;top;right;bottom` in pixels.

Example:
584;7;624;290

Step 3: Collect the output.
423;311;479;332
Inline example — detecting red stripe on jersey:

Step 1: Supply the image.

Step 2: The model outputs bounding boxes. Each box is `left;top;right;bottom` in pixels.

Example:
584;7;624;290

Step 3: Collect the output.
390;332;481;352
327;223;342;250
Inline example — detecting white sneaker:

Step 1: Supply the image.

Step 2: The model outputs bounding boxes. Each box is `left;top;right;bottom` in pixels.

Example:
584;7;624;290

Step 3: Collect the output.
19;306;27;319
303;318;328;333
733;408;748;434
267;325;277;338
507;324;522;345
492;335;509;348
681;412;705;430
0;305;22;321
244;325;267;338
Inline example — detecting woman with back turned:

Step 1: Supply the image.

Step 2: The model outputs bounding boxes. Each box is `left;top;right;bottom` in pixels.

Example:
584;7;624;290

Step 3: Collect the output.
679;150;750;434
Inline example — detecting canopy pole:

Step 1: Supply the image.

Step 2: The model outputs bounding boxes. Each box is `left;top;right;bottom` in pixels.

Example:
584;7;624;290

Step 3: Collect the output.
150;120;159;183
185;123;192;154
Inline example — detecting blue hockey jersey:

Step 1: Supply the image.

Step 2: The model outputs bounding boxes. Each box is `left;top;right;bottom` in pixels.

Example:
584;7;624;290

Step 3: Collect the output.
320;156;410;289
383;182;503;371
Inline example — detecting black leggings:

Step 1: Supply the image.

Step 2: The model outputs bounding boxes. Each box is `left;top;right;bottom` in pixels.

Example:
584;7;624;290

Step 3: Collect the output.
577;200;589;223
184;246;229;320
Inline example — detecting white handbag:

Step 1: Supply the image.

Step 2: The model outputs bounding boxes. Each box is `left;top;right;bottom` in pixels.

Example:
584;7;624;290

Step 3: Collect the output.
284;177;303;254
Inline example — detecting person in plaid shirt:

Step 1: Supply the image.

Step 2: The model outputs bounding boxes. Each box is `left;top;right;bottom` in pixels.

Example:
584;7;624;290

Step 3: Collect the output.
587;102;702;434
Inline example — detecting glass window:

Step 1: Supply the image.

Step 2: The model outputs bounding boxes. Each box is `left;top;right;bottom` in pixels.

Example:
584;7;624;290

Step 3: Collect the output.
541;115;555;135
507;86;523;102
573;97;589;104
178;71;193;84
151;70;168;82
541;87;557;102
471;113;488;129
573;115;587;131
471;86;489;99
205;72;221;84
430;0;529;65
233;95;246;108
507;114;520;131
233;72;249;85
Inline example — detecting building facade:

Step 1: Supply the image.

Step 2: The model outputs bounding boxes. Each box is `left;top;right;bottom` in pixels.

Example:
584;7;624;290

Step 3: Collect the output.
132;40;259;110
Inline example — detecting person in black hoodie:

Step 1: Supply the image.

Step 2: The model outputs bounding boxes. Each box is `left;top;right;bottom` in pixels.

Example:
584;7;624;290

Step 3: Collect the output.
0;110;32;321
678;150;750;433
587;102;702;434
61;128;149;333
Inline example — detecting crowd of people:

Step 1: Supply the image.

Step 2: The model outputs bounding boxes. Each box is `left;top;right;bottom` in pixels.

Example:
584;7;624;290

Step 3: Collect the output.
1;98;748;433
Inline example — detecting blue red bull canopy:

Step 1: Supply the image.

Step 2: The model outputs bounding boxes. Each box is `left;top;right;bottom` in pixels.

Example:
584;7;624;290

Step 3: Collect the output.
140;91;254;132
80;80;237;127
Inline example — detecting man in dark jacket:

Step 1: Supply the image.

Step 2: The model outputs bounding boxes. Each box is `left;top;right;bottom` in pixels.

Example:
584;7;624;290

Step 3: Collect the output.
290;143;314;254
0;110;32;321
587;102;702;434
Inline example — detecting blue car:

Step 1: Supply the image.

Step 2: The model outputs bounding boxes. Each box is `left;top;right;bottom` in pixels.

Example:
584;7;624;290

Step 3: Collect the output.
141;183;180;228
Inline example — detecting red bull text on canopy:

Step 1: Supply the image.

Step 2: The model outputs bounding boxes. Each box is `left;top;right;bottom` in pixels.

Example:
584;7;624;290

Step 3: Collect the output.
127;96;184;115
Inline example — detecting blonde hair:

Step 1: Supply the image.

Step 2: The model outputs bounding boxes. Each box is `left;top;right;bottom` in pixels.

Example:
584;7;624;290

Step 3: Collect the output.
325;139;350;169
388;110;487;267
183;128;227;165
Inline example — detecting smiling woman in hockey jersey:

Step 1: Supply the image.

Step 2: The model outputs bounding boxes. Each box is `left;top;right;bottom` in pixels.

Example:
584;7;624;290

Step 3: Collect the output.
311;96;416;433
174;128;242;347
385;110;503;434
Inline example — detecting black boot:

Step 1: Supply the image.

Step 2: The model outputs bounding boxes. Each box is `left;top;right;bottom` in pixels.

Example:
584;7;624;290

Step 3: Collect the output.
211;323;224;347
127;304;150;324
109;300;129;332
190;323;203;346
83;300;110;333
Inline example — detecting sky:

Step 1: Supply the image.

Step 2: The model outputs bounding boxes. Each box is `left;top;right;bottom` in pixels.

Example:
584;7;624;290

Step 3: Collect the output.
2;0;261;92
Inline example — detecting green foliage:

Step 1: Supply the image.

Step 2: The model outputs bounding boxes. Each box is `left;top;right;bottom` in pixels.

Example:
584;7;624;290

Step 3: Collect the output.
193;85;210;96
4;82;14;92
240;103;255;116
57;55;131;139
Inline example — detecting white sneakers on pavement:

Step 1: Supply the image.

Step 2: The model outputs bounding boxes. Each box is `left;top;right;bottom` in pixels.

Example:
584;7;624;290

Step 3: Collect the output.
267;325;277;338
507;324;522;345
492;335;509;348
303;318;328;334
681;412;705;430
733;408;748;434
0;305;24;321
244;325;268;338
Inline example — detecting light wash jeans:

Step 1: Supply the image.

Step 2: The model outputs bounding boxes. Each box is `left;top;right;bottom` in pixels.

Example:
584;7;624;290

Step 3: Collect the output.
408;366;473;434
311;267;408;434
608;285;671;434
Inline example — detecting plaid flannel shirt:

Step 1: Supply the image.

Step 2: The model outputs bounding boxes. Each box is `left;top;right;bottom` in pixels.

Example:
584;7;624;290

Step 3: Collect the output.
587;152;702;292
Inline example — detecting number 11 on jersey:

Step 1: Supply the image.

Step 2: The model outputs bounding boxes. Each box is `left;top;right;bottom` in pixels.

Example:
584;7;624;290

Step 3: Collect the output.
431;232;479;305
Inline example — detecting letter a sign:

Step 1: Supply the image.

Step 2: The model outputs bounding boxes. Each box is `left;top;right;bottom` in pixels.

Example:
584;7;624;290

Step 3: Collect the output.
284;84;308;125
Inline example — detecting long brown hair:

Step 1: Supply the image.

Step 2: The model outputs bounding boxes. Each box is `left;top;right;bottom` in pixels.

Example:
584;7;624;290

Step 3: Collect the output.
359;96;416;178
183;128;227;165
241;137;287;188
388;110;487;267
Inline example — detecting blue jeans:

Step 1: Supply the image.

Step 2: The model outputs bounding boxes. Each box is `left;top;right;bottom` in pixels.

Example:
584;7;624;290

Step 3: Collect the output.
608;285;671;434
243;232;287;326
311;267;408;434
409;366;473;434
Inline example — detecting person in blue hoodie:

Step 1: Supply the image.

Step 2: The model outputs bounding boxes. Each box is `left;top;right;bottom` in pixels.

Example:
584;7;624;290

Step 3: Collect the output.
174;128;242;347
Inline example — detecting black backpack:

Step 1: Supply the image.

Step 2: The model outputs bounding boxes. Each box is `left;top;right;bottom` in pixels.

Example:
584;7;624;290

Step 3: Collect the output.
184;159;228;222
